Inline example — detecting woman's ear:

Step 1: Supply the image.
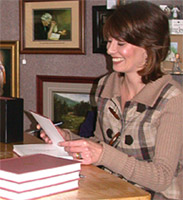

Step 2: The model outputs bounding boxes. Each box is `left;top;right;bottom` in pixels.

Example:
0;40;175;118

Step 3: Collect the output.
142;50;148;66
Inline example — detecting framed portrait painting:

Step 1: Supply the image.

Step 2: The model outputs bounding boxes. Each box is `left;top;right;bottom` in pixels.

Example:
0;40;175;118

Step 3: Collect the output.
0;41;19;97
20;0;85;54
36;75;98;134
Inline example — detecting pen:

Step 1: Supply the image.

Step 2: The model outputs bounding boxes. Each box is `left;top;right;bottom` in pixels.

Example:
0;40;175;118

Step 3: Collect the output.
28;121;63;134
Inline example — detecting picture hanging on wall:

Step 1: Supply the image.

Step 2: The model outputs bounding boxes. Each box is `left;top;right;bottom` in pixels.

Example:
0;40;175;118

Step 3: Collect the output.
92;6;113;53
0;41;19;97
36;75;98;134
162;35;183;74
20;0;85;54
160;4;183;35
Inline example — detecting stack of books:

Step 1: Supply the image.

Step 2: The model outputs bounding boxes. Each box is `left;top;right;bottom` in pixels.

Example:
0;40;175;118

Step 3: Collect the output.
0;154;81;200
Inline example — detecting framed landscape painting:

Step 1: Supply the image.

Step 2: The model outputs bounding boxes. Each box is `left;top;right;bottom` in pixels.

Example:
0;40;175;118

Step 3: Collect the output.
37;75;98;134
20;0;85;54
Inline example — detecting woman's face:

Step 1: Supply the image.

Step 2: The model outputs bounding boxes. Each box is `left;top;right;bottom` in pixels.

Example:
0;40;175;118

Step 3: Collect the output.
107;37;147;74
42;20;50;27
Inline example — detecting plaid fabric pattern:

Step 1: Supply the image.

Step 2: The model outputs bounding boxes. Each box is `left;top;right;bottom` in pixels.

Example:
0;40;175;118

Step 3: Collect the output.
95;73;183;200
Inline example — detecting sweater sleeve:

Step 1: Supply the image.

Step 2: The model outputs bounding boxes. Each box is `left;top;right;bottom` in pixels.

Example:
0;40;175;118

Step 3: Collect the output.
95;94;183;192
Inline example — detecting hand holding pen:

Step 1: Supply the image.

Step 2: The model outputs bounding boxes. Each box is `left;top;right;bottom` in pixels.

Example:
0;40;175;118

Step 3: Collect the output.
28;121;63;135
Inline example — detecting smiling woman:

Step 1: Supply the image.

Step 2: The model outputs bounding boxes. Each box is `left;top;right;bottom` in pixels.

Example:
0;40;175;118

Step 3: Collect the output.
40;2;183;200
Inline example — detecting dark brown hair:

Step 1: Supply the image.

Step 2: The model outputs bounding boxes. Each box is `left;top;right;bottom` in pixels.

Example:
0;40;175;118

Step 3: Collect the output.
103;1;170;84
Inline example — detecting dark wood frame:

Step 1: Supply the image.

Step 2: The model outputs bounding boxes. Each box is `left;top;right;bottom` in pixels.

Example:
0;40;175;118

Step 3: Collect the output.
20;0;85;54
36;75;98;115
92;6;113;53
0;41;19;97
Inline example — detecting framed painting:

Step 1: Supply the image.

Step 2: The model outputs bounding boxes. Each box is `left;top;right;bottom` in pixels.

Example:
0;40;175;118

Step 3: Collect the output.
162;35;183;74
36;75;98;134
92;6;114;53
20;0;85;54
0;41;19;97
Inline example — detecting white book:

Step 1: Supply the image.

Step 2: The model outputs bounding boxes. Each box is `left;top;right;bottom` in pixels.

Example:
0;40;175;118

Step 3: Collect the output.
13;143;70;159
0;154;81;183
0;171;80;192
0;179;79;200
0;154;81;199
13;111;72;159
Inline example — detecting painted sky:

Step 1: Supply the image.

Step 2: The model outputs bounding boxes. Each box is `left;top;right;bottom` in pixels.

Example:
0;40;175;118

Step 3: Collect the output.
56;93;90;103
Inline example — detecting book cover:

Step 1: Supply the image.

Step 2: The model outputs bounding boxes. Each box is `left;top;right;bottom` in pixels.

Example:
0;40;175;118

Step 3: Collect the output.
0;154;81;183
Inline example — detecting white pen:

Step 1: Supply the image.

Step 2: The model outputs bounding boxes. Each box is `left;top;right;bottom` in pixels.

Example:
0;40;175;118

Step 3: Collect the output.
28;121;63;134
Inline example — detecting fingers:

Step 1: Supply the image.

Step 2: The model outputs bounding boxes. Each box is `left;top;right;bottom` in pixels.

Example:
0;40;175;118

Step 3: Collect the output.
36;124;41;130
39;127;68;144
59;139;103;165
40;132;52;144
59;139;87;147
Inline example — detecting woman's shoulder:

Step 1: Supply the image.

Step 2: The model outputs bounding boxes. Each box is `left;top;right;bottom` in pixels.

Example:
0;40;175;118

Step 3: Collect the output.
161;75;183;102
169;76;183;94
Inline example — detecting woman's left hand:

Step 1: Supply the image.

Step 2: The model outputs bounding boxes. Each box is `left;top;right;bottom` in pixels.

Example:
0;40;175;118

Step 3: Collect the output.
58;139;103;165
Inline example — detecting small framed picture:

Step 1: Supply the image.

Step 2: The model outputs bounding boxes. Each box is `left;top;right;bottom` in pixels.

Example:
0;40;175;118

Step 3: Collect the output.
162;35;183;74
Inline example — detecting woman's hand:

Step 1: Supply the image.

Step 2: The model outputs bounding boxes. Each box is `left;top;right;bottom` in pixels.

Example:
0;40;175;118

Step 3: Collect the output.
38;125;70;144
59;139;103;165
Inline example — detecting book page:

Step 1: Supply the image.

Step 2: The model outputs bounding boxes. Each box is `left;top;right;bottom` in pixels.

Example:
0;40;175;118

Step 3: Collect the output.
13;144;71;159
30;111;64;145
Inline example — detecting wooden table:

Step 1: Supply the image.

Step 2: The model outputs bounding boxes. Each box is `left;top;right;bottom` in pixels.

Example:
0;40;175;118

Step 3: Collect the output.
0;133;151;200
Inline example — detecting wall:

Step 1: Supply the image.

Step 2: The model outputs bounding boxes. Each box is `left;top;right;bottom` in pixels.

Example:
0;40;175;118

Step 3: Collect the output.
0;0;182;131
0;0;109;130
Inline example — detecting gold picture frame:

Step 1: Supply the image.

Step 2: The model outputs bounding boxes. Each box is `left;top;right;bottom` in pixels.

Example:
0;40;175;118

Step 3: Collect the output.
20;0;85;54
0;41;19;97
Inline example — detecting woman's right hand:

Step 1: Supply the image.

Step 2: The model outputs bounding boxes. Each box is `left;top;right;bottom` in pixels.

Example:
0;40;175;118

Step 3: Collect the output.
37;125;70;144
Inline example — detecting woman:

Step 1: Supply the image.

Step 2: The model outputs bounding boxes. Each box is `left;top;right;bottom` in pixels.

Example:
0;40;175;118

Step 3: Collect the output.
40;1;183;199
34;13;58;40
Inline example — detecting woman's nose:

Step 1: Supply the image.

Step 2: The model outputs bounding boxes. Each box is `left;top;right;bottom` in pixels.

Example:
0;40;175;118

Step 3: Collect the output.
107;42;117;55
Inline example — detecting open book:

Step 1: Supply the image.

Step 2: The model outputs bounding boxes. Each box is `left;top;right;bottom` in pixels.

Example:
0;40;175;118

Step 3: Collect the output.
13;111;71;159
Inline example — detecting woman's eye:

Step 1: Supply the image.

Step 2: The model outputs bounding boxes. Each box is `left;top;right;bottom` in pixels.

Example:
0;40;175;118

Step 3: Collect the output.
118;42;125;46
